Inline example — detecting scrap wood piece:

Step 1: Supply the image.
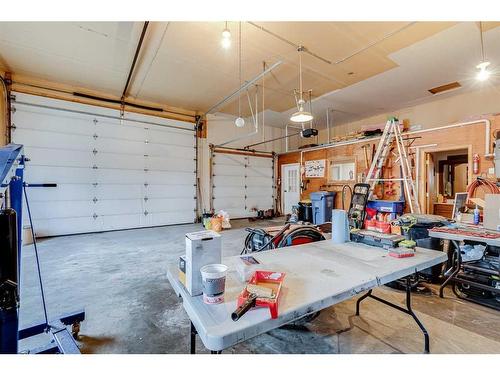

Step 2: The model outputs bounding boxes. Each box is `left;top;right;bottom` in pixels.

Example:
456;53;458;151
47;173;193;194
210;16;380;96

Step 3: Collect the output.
429;227;500;239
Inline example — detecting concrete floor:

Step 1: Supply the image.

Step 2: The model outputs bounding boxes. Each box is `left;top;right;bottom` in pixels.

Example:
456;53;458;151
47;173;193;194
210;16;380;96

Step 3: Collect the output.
18;219;500;354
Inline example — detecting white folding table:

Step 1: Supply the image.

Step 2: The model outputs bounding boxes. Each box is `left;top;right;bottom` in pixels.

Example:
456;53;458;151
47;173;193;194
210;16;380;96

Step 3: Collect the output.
428;229;500;304
167;240;447;354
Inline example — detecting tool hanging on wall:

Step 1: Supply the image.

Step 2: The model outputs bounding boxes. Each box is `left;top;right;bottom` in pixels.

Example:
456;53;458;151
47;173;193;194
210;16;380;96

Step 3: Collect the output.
365;118;421;214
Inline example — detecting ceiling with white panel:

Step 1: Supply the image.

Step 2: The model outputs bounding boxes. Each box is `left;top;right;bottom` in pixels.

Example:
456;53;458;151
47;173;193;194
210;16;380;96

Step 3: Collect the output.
0;21;499;128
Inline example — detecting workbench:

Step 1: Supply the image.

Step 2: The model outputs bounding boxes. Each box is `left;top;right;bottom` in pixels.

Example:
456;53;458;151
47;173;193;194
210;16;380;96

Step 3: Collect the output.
429;228;500;309
167;240;446;354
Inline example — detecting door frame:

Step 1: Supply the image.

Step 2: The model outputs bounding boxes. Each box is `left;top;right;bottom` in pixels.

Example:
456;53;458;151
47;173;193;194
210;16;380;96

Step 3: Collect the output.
421;145;472;214
281;163;300;215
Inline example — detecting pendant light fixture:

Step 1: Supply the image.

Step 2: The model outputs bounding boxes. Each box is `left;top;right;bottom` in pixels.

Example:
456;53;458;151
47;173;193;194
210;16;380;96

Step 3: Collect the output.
221;21;231;49
290;46;314;123
235;22;245;128
476;21;491;82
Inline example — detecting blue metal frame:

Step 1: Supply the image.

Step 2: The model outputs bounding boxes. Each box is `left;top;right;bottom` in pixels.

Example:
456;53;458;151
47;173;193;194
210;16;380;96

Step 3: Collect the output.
1;143;85;354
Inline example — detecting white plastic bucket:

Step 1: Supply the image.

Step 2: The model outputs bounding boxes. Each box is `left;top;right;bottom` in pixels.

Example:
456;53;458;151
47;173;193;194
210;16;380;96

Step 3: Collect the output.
200;264;228;304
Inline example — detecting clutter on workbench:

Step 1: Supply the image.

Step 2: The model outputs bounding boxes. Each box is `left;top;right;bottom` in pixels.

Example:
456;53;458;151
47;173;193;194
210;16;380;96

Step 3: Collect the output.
185;230;222;296
347;183;371;229
459;244;487;263
483;194;500;230
178;256;186;287
232;270;285;321
350;229;405;249
389;247;416;258
241;224;325;254
236;255;261;282
310;191;336;225
331;209;350;244
297;200;313;222
200;263;228;304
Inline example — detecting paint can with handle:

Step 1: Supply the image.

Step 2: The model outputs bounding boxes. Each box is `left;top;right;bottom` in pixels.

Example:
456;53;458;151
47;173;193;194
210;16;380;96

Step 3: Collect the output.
200;264;228;304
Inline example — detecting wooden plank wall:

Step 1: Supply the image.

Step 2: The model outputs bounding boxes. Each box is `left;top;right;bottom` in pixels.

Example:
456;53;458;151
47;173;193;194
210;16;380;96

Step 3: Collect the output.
277;115;500;214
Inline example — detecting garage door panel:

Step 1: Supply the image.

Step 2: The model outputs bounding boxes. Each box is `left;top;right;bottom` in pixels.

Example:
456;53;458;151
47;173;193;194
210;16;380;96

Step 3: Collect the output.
12;107;96;136
212;151;274;218
145;184;195;199
13;128;92;151
97;199;144;216
146;171;194;185
247;176;273;187
150;211;194;226
246;186;273;197
213;186;245;199
212;175;245;187
146;128;195;145
32;217;102;237
213;154;247;167
24;166;95;184
96;184;143;200
147;197;195;212
95;137;145;155
248;157;273;168
146;143;194;157
26;184;94;202
146;156;194;171
95;152;145;170
96;121;145;140
12;92;196;236
101;214;144;232
247;167;273;179
30;200;95;219
25;147;93;168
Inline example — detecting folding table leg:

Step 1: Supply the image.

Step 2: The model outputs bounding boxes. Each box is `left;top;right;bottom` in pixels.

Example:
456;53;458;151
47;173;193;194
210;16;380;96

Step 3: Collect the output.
190;321;197;354
439;240;461;298
354;276;430;353
404;278;430;354
355;289;372;315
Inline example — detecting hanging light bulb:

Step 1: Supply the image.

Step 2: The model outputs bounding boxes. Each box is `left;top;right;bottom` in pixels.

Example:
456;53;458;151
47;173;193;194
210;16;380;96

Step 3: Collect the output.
476;61;491;81
235;117;245;127
475;22;491;82
290;46;314;123
221;21;231;49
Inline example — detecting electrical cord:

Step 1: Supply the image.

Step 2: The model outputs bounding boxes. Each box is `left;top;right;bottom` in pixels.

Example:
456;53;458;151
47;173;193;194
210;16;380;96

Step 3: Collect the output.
23;184;49;327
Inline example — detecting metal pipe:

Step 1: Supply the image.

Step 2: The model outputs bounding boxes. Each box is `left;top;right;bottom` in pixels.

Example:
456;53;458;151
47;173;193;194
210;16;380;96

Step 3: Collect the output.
278;119;492;156
204;60;282;115
121;21;149;101
216;90;260;147
13;100;195;132
244;131;300;149
326;108;331;144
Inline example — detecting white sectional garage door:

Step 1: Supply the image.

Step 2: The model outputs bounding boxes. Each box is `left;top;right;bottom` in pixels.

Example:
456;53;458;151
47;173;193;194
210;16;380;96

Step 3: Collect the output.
212;150;274;218
11;92;196;236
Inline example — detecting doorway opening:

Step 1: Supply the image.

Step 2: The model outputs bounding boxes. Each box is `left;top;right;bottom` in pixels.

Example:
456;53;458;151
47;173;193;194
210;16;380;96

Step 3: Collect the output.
423;147;471;218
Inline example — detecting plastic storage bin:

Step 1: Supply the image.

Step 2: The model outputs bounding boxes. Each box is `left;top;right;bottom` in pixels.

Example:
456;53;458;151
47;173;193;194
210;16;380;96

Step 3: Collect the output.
310;191;336;225
366;200;404;220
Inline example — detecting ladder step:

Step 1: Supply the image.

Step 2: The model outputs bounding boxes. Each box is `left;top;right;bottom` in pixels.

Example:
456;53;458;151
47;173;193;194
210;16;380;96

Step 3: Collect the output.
366;178;405;181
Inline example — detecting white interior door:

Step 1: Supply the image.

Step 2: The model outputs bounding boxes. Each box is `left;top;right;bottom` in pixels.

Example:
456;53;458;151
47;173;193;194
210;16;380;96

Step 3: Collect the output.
11;92;196;236
282;163;300;215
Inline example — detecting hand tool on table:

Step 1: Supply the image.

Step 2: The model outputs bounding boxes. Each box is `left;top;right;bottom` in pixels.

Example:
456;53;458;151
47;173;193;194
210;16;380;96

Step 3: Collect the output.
232;271;285;321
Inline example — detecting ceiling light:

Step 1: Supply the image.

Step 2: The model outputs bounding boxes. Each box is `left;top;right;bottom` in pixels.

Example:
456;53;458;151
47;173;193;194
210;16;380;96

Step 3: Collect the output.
235;117;245;127
475;22;491;82
476;61;491;81
290;100;314;123
221;22;231;49
290;46;314;123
